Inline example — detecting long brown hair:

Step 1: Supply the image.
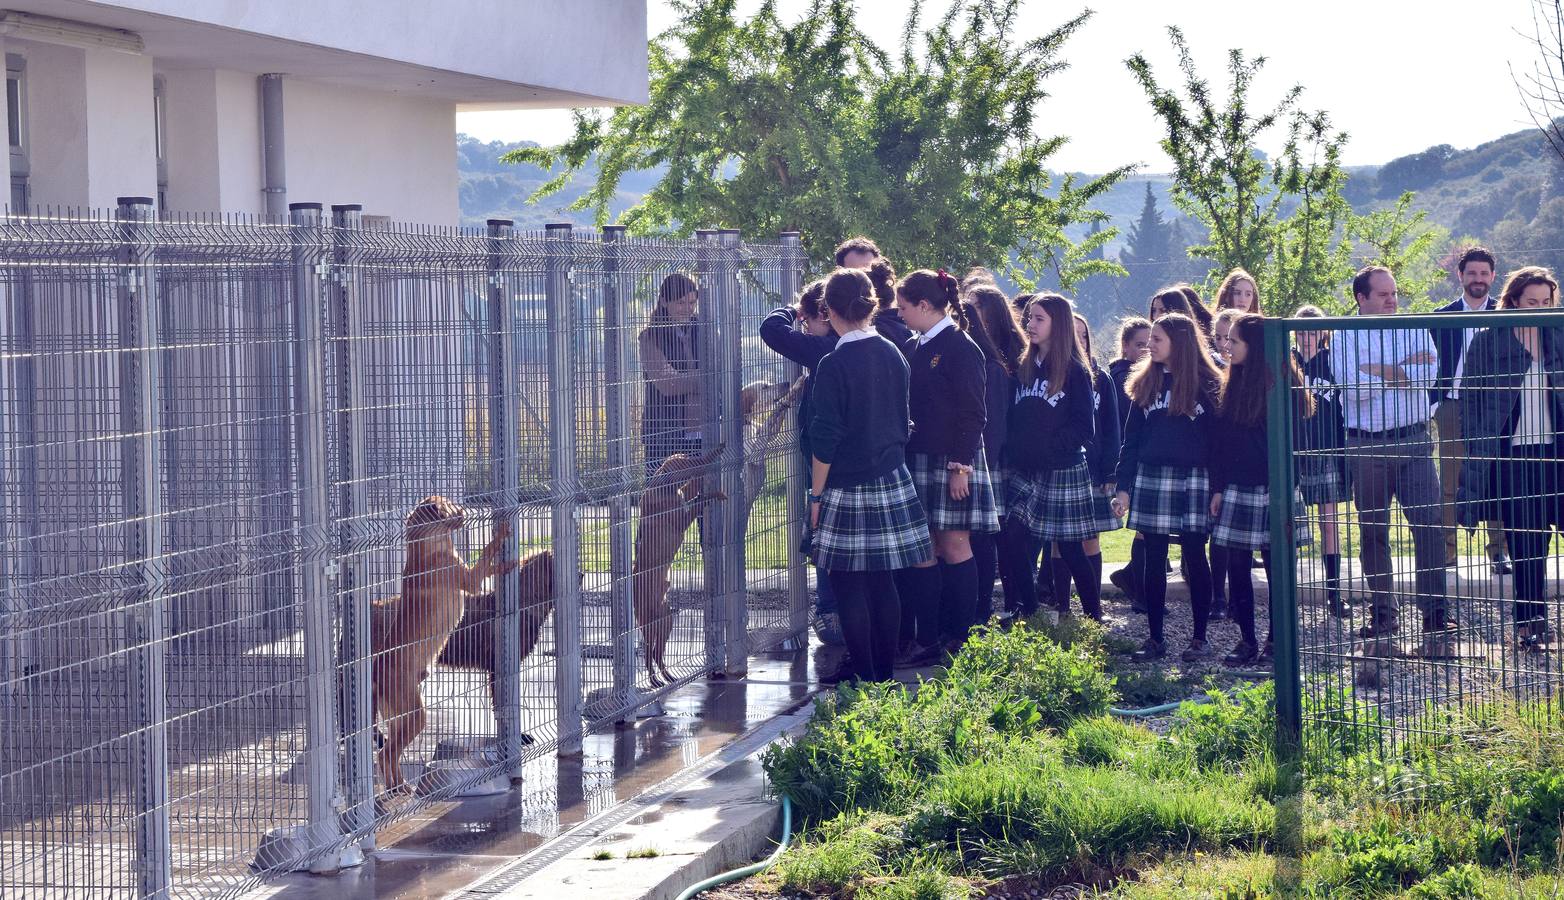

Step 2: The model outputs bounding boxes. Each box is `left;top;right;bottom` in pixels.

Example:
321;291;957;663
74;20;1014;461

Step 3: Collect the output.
1497;265;1560;309
1150;285;1214;335
643;271;699;360
1219;314;1312;427
966;284;1025;375
1019;294;1085;392
867;258;898;311
1215;268;1262;314
1126;312;1220;416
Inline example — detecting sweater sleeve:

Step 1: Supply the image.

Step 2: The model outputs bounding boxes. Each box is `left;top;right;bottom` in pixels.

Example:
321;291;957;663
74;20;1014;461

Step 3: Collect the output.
1115;402;1145;491
1092;370;1121;486
949;340;988;465
759;307;834;370
1208;415;1231;494
807;354;847;465
982;362;1010;463
640;331;700;397
1060;364;1096;455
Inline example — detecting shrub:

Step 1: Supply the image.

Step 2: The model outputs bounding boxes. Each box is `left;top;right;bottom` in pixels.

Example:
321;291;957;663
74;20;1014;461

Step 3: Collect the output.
1163;681;1274;771
942;621;1115;730
774;813;904;893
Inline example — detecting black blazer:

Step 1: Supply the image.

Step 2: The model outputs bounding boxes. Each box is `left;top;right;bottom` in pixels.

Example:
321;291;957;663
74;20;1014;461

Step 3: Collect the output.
1430;295;1495;404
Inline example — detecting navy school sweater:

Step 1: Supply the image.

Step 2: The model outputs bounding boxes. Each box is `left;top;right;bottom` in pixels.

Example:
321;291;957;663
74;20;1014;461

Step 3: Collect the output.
1294;347;1346;454
982;358;1015;466
758;306;839;461
1108;358;1134;428
1114;369;1217;489
1005;360;1095;472
807;335;911;489
874;307;913;357
1087;366;1122;487
906;325;987;465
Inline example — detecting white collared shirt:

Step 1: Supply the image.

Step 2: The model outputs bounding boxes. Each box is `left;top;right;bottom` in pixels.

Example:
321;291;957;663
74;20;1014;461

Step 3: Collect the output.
1328;317;1438;433
917;315;955;345
834;326;878;346
1447;293;1491;399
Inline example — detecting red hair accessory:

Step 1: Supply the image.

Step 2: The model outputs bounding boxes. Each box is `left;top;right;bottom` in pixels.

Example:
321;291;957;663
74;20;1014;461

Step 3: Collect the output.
937;268;950;286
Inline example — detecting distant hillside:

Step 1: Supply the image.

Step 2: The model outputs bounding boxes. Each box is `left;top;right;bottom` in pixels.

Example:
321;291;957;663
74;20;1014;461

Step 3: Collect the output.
457;126;1559;252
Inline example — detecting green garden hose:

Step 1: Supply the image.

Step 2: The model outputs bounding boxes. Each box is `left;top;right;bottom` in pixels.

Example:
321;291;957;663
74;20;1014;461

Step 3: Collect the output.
674;793;794;900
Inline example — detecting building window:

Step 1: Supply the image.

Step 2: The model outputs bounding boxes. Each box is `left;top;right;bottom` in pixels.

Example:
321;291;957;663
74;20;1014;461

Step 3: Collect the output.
153;76;167;211
6;53;26;213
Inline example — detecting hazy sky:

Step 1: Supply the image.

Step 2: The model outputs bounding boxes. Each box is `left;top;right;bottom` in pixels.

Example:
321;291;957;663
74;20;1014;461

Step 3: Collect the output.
457;0;1547;173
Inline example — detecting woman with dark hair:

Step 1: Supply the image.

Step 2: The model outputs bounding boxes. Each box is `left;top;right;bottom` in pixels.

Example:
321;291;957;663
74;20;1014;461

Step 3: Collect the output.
1112;312;1221;660
639;272;703;477
1150;284;1215;336
1210;314;1313;666
963;284;1024;622
866;258;912;351
808;268;932;682
1457;266;1564;650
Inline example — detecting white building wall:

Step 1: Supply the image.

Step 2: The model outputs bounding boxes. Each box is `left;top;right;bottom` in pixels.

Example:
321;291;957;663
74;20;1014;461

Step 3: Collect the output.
0;37;10;192
281;78;458;223
157;67;221;212
83;47;155;207
212;69;261;214
14;39;88;207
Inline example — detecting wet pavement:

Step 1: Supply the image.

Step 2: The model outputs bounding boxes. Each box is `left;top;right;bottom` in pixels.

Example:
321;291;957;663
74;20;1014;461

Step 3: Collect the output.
246;640;840;900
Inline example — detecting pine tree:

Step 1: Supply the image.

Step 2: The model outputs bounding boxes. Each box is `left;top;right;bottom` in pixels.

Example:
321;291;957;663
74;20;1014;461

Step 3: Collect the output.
1117;184;1175;312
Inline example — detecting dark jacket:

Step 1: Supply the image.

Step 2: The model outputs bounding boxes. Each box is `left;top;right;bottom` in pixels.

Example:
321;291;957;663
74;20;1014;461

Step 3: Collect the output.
1295;347;1345;453
1005;361;1095;473
982;359;1015;466
1114;369;1217;490
906;326;987;465
759;307;838;461
1430;295;1496;404
1086;366;1121;487
874;307;913;357
808;335;912;489
1455;323;1564;528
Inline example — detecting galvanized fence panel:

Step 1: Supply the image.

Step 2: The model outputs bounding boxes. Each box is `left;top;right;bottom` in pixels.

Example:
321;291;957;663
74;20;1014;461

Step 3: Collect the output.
1266;312;1564;785
0;207;813;899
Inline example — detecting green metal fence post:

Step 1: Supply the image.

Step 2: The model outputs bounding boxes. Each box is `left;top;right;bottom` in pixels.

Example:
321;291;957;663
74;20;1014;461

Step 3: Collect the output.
1265;317;1303;767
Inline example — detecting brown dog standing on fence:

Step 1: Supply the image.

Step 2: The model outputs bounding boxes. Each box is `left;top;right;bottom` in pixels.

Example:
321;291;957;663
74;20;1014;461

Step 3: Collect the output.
372;548;555;749
371;496;514;791
633;446;726;686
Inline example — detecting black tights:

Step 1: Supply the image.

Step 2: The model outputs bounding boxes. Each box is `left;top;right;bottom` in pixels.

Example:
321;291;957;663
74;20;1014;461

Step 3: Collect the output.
1138;533;1212;644
829;569;900;681
1049;540;1102;619
998;521;1102;621
1224;547;1272;646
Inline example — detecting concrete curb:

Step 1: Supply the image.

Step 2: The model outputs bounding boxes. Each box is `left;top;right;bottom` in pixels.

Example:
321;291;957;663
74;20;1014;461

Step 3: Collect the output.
486;707;816;900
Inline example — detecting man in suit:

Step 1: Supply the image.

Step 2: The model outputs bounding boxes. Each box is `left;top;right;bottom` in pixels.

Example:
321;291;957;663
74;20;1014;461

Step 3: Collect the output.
1431;246;1510;574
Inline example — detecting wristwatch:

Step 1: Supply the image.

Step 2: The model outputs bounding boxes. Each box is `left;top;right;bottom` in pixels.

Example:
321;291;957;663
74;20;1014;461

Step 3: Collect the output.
946;462;974;475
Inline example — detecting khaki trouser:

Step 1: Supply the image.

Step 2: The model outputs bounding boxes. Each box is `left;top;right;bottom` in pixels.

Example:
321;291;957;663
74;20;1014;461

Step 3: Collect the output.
1345;426;1450;629
1432;399;1505;561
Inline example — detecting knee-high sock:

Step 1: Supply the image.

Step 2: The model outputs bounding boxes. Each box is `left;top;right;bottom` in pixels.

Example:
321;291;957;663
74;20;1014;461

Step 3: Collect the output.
1001;519;1041;615
1142;534;1171;642
1209;542;1229;604
1059;541;1102;620
829;570;870;680
1182;534;1214;642
1226;549;1257;645
972;531;998;622
894;567;919;645
897;565;942;647
864;570;901;681
939;558;979;641
1051;546;1073;612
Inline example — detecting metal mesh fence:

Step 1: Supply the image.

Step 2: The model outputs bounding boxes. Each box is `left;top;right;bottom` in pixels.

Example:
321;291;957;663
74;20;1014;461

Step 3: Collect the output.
1265;311;1564;786
0;203;810;899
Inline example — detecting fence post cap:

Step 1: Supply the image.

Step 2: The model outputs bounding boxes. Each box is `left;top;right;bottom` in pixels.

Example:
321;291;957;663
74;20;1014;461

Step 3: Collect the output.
289;202;324;211
486;218;515;228
116;196;155;206
330;204;363;213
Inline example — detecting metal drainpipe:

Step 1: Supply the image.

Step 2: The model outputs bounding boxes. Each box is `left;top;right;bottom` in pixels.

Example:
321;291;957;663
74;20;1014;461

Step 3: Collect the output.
260;74;286;216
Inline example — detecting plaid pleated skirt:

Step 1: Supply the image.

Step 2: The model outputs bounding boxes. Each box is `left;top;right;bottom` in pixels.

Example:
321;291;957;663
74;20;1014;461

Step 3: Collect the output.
813;465;934;572
909;449;1001;533
1212;484;1314;551
1299;453;1349;506
1006;461;1098;542
1127;464;1213;536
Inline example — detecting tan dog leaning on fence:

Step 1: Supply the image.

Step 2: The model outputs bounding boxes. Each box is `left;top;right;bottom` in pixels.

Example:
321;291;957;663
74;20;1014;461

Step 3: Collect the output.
633;446;727;687
630;376;805;687
371;548;554;752
371;495;515;791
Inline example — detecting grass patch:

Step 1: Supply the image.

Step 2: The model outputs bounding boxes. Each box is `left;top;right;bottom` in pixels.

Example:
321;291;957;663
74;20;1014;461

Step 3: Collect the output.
591;849;614;860
756;620;1564;898
625;846;660;859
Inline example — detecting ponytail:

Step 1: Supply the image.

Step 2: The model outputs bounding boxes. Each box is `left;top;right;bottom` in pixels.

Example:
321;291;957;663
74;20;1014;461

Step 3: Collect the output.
897;268;961;320
866;259;898;311
823;268;876;323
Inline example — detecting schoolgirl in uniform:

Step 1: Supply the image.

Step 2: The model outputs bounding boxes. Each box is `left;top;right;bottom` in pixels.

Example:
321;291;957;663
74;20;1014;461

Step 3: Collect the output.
1112;312;1221;660
1209;314;1314;665
963;283;1025;623
1001;294;1102;620
867;259;912;350
1107;317;1152;606
1214;268;1261;314
1151;284;1215;337
1293;304;1351;619
1206;305;1247;621
897;269;1000;661
760;279;845;645
808;268;933;683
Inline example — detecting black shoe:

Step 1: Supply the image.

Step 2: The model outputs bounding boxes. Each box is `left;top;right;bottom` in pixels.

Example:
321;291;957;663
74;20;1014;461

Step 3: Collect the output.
1358;620;1400;639
1327;595;1353;619
1224;640;1258;667
1256;640;1274;666
1131;638;1166;661
1490;553;1513;576
1208;598;1229;621
1109;567;1139;601
1180;639;1211;662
